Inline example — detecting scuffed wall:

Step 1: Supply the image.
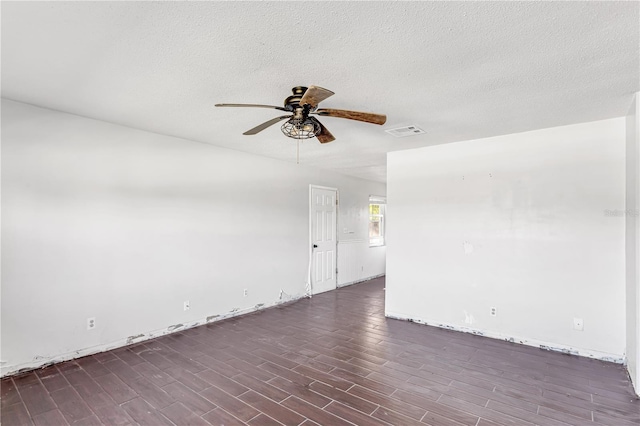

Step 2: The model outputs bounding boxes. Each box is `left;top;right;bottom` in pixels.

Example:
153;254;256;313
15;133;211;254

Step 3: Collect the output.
386;118;626;361
1;99;385;376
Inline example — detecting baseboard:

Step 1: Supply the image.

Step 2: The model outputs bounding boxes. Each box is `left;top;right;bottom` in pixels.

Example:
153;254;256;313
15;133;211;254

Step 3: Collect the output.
385;312;625;364
338;273;385;288
1;293;306;378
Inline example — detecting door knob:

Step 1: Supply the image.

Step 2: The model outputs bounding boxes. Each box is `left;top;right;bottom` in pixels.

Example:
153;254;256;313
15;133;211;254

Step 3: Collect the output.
313;244;318;248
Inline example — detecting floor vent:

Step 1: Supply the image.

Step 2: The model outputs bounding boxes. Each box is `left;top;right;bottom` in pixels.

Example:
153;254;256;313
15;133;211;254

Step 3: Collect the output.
385;125;426;137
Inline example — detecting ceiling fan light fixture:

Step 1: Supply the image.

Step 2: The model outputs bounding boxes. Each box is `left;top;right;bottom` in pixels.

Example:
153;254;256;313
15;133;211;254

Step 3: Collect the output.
281;118;320;139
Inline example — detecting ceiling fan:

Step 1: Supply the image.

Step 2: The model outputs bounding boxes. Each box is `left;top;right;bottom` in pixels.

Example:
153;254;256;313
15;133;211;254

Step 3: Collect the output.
215;86;386;143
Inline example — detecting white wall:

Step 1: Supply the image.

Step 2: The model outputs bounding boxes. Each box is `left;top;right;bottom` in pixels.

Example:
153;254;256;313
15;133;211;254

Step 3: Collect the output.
337;241;385;286
626;94;640;394
0;99;385;376
386;118;626;361
332;189;386;287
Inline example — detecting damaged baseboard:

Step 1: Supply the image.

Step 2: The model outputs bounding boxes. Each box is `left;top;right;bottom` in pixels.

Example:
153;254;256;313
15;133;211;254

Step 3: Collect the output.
385;312;625;365
1;293;305;378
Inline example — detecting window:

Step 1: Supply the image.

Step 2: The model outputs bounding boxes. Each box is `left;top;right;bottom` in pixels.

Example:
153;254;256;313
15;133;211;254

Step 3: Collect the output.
369;196;386;247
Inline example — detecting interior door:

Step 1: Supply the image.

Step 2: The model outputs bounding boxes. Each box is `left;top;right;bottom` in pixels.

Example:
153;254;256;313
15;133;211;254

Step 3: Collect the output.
310;186;337;295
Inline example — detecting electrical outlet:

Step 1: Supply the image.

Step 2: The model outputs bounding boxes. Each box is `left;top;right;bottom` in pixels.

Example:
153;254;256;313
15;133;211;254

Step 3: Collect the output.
243;289;248;297
490;307;497;317
87;317;96;330
184;301;190;311
573;317;584;331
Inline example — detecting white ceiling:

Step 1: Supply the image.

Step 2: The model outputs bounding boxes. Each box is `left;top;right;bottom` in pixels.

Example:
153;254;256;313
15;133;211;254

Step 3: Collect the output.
2;1;638;182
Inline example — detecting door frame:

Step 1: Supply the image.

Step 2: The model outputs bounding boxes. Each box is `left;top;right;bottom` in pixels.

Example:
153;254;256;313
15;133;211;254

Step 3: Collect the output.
308;185;339;296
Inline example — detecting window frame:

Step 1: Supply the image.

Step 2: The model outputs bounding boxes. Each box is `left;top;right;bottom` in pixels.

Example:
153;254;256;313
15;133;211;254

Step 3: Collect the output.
369;196;386;247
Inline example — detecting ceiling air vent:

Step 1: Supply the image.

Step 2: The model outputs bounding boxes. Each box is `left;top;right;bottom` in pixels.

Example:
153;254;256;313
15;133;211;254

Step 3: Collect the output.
385;125;426;137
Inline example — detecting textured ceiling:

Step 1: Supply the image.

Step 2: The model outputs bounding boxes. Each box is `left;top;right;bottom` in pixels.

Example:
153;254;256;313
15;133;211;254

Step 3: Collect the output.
2;1;638;182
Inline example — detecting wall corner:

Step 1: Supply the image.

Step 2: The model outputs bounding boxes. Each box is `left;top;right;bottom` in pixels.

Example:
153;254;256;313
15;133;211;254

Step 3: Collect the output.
626;92;640;396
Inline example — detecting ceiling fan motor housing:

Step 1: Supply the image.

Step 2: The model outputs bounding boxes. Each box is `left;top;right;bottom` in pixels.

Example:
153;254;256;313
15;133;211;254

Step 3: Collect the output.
284;86;308;109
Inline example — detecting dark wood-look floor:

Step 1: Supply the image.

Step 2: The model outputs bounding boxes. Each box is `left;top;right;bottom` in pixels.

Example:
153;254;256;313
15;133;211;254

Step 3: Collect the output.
2;277;639;426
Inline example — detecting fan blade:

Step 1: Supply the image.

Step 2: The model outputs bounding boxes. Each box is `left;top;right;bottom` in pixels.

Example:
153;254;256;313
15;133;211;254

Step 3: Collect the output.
216;103;289;111
311;117;335;143
313;108;386;125
243;115;292;135
300;86;335;109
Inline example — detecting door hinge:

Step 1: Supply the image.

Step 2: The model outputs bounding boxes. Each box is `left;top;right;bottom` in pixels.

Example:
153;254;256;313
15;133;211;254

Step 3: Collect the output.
336;198;338;205
336;268;338;274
